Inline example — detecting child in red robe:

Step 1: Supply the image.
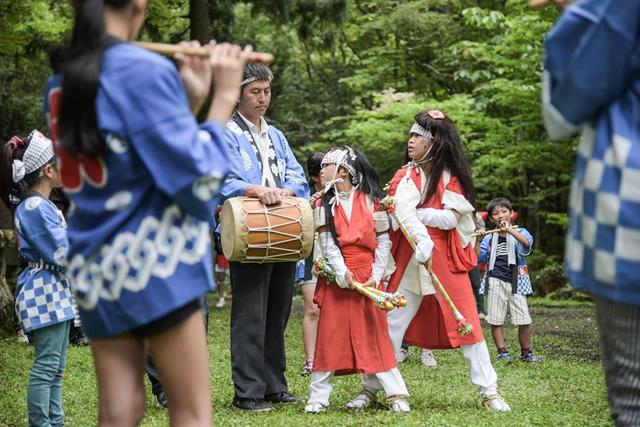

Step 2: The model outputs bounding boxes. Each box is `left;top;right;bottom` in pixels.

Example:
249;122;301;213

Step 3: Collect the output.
305;147;410;414
385;110;511;412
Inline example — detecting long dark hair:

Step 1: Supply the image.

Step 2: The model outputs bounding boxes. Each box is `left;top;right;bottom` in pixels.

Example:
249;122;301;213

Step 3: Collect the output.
0;135;54;212
411;110;476;206
306;152;324;187
321;146;384;248
55;0;131;157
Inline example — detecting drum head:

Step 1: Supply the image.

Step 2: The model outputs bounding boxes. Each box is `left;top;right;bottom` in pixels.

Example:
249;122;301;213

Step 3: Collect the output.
220;198;243;261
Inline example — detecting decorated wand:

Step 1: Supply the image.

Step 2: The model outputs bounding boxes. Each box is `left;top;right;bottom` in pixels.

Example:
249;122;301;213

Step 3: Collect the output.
379;195;473;336
313;258;407;312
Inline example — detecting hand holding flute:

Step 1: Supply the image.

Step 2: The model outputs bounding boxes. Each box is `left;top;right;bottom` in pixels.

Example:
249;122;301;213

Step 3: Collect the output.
167;40;253;121
134;41;274;64
472;224;519;238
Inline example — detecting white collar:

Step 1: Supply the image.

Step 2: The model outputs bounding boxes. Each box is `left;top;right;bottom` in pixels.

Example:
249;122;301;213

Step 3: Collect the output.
238;111;269;136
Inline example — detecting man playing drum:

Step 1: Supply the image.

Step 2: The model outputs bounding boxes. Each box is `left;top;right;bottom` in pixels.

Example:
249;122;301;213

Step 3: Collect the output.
221;63;309;412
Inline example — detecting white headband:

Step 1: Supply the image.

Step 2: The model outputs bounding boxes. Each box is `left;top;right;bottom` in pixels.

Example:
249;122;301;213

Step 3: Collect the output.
410;122;433;140
12;130;54;183
241;76;272;87
321;148;361;186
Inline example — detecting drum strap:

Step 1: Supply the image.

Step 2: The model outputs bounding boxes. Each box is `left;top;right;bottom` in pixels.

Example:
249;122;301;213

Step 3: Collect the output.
231;111;282;188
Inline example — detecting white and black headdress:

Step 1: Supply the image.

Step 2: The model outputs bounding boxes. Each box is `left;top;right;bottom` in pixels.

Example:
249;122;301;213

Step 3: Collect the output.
11;130;55;183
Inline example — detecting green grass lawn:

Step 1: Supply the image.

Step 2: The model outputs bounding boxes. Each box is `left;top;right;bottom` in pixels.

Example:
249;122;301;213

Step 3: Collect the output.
0;296;610;426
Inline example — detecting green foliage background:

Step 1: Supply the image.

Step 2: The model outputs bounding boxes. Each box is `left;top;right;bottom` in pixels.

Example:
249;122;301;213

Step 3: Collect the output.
0;0;576;281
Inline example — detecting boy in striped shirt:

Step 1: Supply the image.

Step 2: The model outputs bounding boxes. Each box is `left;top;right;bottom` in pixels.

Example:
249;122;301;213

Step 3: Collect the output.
478;197;542;364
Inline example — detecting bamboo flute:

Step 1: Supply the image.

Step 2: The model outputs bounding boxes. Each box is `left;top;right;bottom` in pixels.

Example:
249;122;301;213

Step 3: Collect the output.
472;225;519;237
134;41;274;64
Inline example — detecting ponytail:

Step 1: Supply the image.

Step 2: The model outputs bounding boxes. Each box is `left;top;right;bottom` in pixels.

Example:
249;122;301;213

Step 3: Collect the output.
55;0;130;157
350;147;384;201
321;190;342;255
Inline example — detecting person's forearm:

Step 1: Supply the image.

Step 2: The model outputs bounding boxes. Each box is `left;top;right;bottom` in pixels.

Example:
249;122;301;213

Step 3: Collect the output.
207;92;237;123
244;184;264;198
509;229;530;247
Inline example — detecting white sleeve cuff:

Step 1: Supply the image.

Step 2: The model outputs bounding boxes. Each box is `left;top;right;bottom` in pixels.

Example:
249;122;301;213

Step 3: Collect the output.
416;208;458;230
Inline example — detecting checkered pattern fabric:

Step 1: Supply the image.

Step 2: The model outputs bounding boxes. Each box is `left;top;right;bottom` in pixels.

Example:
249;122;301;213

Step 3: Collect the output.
565;128;640;302
516;265;532;295
543;0;640;305
16;272;75;333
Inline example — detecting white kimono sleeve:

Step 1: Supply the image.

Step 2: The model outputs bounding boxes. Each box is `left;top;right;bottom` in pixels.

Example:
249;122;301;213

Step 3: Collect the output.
416;208;458;230
371;232;392;284
318;232;349;288
393;174;433;263
441;186;476;248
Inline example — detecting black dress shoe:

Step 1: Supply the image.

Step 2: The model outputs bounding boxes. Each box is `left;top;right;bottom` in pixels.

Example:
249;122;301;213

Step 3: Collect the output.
265;392;301;404
232;396;272;412
155;391;168;409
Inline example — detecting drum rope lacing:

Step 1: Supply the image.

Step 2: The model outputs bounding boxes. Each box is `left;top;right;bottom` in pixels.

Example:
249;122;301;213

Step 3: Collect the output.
241;200;306;261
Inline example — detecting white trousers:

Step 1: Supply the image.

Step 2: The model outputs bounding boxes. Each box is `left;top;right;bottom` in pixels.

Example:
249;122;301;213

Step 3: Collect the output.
308;368;409;406
386;283;498;398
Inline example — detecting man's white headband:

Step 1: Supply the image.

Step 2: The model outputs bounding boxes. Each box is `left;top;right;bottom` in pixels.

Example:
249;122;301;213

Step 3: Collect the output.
241;76;273;87
11;130;55;183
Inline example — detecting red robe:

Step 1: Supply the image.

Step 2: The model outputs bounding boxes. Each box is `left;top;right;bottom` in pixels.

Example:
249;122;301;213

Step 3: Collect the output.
387;166;483;349
313;191;397;375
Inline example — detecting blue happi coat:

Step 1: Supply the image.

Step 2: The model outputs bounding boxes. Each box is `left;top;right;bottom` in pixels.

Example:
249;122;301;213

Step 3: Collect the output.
543;1;640;305
14;194;75;333
478;227;534;296
43;43;230;338
221;120;309;199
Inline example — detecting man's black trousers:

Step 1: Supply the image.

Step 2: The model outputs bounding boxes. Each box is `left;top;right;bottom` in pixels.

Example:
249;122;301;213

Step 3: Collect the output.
230;261;296;399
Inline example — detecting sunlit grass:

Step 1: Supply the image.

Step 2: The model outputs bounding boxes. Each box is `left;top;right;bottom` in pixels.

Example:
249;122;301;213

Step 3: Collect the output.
0;296;610;426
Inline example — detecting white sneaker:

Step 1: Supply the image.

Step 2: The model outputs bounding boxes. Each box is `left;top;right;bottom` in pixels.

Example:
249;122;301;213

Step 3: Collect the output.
305;401;328;413
17;330;29;344
420;349;437;367
387;396;411;412
345;390;376;410
483;394;511;412
215;297;225;308
396;348;409;363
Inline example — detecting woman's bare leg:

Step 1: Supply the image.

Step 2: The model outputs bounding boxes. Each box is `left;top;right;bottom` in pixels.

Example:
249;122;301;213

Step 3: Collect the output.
302;283;320;360
91;336;146;427
148;311;211;427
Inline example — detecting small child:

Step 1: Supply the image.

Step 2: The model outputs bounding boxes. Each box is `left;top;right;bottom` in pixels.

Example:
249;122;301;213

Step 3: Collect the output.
300;152;323;376
305;146;410;414
0;131;75;426
213;207;230;308
478;197;542;363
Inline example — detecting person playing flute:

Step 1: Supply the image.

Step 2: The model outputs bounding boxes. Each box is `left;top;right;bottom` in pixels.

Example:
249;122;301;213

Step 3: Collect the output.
43;0;250;424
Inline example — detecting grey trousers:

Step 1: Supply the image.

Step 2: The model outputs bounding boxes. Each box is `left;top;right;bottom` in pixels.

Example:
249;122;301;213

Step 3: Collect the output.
596;297;640;427
230;261;296;399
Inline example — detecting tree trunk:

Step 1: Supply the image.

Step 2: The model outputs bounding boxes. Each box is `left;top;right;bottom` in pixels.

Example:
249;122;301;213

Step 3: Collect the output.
0;230;16;337
189;0;210;44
